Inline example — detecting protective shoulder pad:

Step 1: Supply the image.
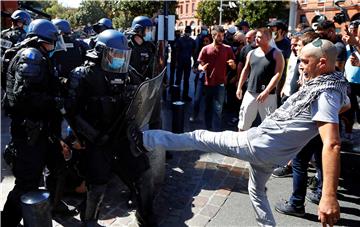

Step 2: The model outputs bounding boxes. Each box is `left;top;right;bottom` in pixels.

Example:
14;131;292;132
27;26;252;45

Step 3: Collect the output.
19;47;44;63
16;47;44;78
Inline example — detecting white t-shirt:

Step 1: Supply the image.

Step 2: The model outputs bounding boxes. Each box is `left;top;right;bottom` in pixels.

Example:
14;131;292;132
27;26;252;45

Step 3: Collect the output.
246;89;346;166
282;52;298;97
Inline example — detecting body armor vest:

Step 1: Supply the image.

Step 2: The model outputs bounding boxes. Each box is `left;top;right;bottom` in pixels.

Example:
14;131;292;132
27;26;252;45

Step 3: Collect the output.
76;62;130;131
129;36;155;79
53;36;86;78
1;28;26;56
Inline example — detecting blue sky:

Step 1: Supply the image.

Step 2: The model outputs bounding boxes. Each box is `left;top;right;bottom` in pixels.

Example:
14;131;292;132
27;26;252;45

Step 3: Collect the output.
58;0;82;8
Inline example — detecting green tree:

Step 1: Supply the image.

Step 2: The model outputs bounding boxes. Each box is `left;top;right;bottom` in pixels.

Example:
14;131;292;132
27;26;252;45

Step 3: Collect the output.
196;1;238;26
102;0;178;29
238;0;289;28
27;1;79;27
75;0;107;26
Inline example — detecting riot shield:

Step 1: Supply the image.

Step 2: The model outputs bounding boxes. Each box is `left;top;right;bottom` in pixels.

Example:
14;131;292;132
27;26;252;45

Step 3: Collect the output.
125;67;166;129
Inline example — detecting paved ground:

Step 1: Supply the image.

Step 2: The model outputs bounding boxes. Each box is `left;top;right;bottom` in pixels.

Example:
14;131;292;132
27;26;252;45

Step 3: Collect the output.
1;69;360;226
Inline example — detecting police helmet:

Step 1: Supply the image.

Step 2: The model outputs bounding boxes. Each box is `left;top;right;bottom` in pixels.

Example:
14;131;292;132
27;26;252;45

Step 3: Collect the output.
98;18;113;29
11;10;31;25
95;29;132;73
52;19;71;34
93;18;113;34
27;19;59;44
131;16;152;33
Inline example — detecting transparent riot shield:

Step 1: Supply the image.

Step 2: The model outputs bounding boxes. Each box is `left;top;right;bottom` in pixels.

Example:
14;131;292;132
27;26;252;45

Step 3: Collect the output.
125;67;166;129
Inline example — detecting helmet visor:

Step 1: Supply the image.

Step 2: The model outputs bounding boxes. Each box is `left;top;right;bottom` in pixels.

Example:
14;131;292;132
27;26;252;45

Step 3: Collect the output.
101;47;132;73
54;34;66;52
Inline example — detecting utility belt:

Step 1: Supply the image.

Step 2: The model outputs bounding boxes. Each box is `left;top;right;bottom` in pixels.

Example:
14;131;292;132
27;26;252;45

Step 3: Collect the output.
11;118;49;146
4;118;53;167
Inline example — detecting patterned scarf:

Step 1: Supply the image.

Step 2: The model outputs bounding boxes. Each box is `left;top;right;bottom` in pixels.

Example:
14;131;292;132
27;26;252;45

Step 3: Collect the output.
270;71;348;121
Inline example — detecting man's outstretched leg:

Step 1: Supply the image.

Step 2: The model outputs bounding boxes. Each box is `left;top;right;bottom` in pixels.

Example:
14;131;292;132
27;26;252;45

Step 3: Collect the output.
143;130;256;163
248;163;276;226
143;129;276;226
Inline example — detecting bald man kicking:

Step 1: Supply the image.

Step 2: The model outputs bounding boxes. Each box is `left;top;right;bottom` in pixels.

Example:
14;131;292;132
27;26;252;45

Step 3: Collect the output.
136;39;349;226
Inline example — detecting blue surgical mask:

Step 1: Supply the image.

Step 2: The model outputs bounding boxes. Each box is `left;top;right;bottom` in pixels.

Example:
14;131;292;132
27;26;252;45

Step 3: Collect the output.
109;57;125;69
201;30;208;36
49;50;56;58
23;25;29;33
144;31;152;41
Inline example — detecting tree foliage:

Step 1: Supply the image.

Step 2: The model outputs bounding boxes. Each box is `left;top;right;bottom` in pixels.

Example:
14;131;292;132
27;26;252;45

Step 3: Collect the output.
196;1;238;26
36;0;177;29
238;0;289;28
75;0;108;26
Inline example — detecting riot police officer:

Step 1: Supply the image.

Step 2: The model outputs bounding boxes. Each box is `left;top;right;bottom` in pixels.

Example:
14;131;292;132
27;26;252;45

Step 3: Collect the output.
87;18;113;49
1;10;31;56
51;19;89;79
129;16;162;130
1;10;31;90
128;16;156;79
65;29;155;226
2;19;66;227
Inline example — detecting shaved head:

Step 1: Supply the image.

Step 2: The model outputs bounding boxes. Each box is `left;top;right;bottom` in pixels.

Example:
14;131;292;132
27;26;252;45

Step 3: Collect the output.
301;39;337;66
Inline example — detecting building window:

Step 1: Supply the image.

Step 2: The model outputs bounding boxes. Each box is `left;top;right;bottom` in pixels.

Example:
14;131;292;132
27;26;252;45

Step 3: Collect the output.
186;4;188;14
180;5;183;14
192;3;195;13
318;0;325;3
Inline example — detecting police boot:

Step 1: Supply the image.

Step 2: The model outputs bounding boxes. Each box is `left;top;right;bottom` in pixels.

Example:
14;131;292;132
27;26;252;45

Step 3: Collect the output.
134;174;157;227
80;184;107;227
52;200;78;217
2;187;24;227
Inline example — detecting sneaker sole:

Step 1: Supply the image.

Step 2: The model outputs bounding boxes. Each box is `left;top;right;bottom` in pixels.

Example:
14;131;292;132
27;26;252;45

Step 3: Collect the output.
271;173;293;178
275;207;305;217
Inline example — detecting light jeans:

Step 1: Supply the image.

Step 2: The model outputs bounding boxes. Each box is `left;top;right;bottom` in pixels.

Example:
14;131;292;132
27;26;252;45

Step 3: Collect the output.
238;91;277;131
143;129;276;226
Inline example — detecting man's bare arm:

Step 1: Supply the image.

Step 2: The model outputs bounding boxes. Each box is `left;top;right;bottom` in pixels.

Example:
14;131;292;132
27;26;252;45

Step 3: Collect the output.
316;121;341;227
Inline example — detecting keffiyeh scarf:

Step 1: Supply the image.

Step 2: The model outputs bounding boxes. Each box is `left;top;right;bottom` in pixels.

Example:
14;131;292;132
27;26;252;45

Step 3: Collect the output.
270;71;348;121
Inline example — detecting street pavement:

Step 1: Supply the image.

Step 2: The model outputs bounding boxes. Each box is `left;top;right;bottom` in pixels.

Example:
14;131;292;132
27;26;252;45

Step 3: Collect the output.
1;69;360;226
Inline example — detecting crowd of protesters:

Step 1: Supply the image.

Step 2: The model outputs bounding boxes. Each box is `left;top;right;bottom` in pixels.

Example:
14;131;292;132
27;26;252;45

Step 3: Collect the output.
1;7;360;227
165;17;359;226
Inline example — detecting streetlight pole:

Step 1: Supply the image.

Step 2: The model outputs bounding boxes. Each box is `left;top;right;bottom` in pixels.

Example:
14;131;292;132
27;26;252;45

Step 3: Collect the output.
219;0;223;25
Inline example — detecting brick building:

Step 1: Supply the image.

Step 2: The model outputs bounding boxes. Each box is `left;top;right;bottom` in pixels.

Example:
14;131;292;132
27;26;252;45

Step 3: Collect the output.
297;0;360;28
175;0;202;34
175;0;359;34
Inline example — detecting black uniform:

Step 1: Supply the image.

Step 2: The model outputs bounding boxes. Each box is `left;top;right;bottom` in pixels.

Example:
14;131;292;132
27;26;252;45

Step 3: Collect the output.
1;27;27;90
2;46;62;227
52;35;89;78
1;27;26;56
65;58;154;225
128;35;156;79
128;35;161;130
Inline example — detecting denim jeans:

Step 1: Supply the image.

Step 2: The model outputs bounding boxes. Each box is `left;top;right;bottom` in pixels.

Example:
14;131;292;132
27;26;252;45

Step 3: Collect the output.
175;60;192;98
192;74;205;120
204;84;225;131
289;135;322;207
143;129;277;226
